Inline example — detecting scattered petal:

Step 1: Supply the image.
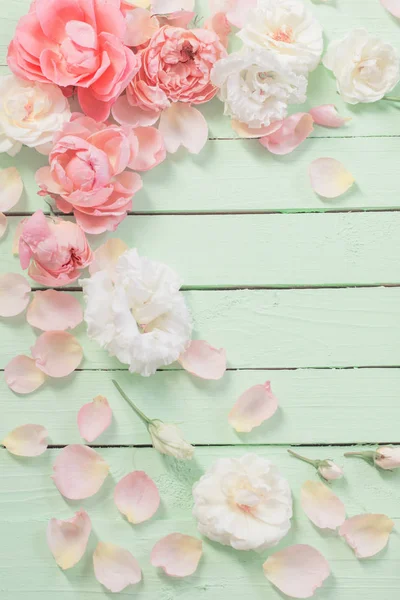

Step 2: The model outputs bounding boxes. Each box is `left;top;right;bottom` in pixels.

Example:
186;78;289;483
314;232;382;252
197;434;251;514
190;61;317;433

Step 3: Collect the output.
152;0;194;12
47;511;92;570
210;0;257;28
0;212;7;238
178;340;226;380
52;445;109;499
5;355;47;394
231;120;282;138
2;424;48;456
12;218;25;255
309;105;351;128
124;7;159;47
205;12;231;48
114;471;160;524
301;481;346;530
228;382;278;433
89;238;129;279
263;544;330;599
112;95;161;127
0;273;31;317
129;127;166;171
159;103;208;154
77;396;113;442
309;158;355;198
31;332;83;377
93;542;142;593
0;167;24;211
339;514;394;558
27;290;83;331
151;533;203;577
260;113;314;155
380;0;400;17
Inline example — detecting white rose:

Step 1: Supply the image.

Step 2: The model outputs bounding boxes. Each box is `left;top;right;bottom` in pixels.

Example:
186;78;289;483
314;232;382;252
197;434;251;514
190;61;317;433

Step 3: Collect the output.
323;29;400;104
0;74;71;156
238;0;323;73
80;249;192;377
211;48;307;129
192;454;292;551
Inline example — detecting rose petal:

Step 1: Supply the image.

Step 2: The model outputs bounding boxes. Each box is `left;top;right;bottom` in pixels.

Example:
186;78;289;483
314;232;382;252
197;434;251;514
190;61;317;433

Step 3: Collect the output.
0;213;7;238
301;481;346;530
112;95;161;127
27;290;83;331
2;424;48;456
31;332;83;377
151;533;203;577
178;340;226;380
0;167;24;211
309;158;355;198
339;514;394;558
5;355;47;394
309;105;351;128
159;103;208;154
210;0;257;28
47;511;92;570
52;445;109;499
93;542;142;593
129;127;166;171
263;545;330;599
77;396;113;442
114;471;160;524
260;113;314;155
205;12;231;48
0;273;31;317
152;0;194;12
380;0;400;17
228;381;278;432
89;238;129;278
124;7;159;47
231;120;282;139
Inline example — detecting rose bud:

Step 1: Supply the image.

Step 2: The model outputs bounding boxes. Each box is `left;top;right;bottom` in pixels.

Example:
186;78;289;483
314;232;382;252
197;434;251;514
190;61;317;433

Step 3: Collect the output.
288;449;344;481
345;446;400;471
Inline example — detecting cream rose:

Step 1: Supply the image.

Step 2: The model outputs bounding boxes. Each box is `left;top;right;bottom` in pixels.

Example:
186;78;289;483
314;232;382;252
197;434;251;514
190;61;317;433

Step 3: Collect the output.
323;29;400;104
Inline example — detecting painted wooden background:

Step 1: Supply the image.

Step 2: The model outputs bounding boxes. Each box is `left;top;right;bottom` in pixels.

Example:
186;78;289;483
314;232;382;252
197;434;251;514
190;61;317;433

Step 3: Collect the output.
1;0;400;599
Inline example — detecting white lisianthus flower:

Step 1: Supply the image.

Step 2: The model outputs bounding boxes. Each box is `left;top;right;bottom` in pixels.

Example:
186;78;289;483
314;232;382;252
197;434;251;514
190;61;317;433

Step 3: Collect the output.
149;421;195;460
81;249;192;377
0;74;71;156
238;0;323;73
211;48;307;129
192;454;292;551
323;29;400;104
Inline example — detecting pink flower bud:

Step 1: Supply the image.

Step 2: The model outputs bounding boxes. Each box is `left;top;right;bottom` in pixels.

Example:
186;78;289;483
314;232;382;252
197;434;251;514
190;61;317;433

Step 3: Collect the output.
318;460;344;481
374;446;400;470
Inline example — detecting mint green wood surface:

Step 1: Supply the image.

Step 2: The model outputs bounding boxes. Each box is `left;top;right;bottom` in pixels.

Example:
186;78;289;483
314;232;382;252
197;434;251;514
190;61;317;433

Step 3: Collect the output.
1;0;400;599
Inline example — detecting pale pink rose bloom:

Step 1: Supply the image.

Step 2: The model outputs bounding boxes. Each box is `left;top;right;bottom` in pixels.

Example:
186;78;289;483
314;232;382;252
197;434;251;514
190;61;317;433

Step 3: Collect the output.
19;210;93;287
7;0;140;122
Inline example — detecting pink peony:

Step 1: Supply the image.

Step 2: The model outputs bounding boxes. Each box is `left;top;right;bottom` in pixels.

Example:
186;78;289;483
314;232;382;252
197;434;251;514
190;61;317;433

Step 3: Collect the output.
7;0;140;122
35;114;145;234
19;210;93;287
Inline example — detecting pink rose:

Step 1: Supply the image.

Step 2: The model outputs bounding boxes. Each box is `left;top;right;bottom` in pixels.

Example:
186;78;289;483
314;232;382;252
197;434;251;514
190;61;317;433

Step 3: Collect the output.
7;0;140;122
19;210;93;287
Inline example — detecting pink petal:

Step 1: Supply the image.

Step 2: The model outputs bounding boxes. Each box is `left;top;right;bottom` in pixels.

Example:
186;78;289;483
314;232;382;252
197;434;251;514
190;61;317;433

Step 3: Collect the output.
309;105;351;128
129;126;166;171
89;238;129;279
4;355;47;394
309;158;355;199
151;533;203;578
124;7;159;46
93;542;142;593
27;290;83;331
152;0;194;12
380;0;400;17
339;514;394;558
210;0;257;28
205;12;231;47
0;213;7;238
2;424;48;456
112;95;161;127
301;481;346;530
52;445;110;500
228;381;278;433
0;167;24;211
260;113;314;155
159;103;208;154
114;471;160;524
31;331;83;377
263;545;330;599
178;340;226;380
0;273;31;317
47;511;92;570
77;396;113;442
231;120;282;139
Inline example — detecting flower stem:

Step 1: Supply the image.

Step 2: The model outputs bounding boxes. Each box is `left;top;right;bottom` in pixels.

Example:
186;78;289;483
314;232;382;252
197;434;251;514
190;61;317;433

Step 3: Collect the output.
383;96;400;103
112;380;152;425
287;449;318;467
344;450;376;462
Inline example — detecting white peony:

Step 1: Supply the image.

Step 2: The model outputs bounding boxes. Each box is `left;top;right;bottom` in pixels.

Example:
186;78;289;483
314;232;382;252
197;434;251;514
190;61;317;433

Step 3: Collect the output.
80;249;192;377
211;48;307;129
323;29;400;104
0;74;71;156
192;454;292;551
238;0;323;73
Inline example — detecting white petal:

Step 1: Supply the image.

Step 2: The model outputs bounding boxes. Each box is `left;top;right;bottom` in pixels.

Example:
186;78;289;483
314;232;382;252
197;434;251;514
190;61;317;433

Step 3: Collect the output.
159;103;208;154
0;167;24;211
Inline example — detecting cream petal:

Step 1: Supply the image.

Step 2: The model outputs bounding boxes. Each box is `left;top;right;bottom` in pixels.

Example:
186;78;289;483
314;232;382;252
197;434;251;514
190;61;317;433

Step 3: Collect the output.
231;120;282;138
77;396;113;442
2;424;48;457
228;381;278;433
159;103;208;154
178;340;226;380
114;471;160;524
52;445;109;499
151;533;203;578
93;541;142;593
31;331;83;377
380;0;400;17
0;167;24;211
0;273;31;317
152;0;195;12
0;212;7;238
309;158;355;199
260;113;314;155
339;514;394;558
5;355;47;394
47;511;92;570
301;480;346;530
263;544;330;599
88;238;128;279
309;105;350;128
27;290;83;331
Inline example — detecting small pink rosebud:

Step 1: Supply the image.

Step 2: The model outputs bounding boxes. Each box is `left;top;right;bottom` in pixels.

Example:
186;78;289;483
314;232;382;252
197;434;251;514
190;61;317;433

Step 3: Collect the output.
374;446;400;470
318;460;344;481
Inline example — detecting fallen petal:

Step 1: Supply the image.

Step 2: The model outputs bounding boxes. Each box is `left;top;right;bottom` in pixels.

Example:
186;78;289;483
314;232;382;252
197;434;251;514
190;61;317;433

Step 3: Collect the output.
159;103;208;154
5;355;47;394
260;113;314;155
89;238;128;278
301;480;346;530
129;127;166;171
77;396;113;442
380;0;400;17
339;514;394;558
152;0;194;12
47;511;92;570
0;212;7;238
263;544;330;598
124;7;159;47
0;167;24;211
178;340;226;380
210;0;257;28
151;533;203;577
114;471;160;524
228;381;278;433
52;445;109;499
27;290;83;331
0;273;31;317
31;332;83;377
205;12;231;48
93;542;142;593
2;424;48;456
309;158;355;198
112;95;161;127
231;120;282;139
309;105;350;128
